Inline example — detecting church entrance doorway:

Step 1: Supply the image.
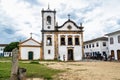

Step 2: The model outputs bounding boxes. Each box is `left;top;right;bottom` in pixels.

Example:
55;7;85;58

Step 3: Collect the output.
68;49;73;61
117;50;120;60
28;51;33;60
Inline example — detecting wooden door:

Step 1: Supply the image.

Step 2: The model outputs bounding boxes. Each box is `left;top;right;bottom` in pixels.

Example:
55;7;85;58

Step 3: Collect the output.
68;49;73;60
117;50;120;60
28;51;33;60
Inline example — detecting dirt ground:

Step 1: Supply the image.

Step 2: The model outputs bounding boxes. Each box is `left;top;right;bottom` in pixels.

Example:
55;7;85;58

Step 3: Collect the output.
40;61;120;80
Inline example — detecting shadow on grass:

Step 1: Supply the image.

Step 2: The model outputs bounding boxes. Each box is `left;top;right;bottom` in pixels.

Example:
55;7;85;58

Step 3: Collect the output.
20;62;64;80
0;62;64;80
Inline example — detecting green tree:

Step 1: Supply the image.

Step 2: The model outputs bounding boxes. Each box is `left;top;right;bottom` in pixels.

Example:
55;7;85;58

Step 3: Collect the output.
4;42;19;52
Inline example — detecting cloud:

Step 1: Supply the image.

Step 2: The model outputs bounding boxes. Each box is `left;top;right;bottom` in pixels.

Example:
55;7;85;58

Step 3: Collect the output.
20;0;41;6
3;27;15;34
117;19;120;25
0;0;42;43
80;1;102;14
0;0;120;43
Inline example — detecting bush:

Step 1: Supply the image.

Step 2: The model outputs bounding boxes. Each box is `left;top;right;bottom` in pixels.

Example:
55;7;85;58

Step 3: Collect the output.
30;61;39;64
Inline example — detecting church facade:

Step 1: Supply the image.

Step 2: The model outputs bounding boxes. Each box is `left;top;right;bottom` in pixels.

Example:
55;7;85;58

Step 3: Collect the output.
41;8;84;61
19;37;42;60
19;7;84;61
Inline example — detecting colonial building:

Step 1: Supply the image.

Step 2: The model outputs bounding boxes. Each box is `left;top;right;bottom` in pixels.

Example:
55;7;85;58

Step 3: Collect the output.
4;52;12;57
41;8;84;61
0;44;7;57
106;30;120;60
0;44;12;57
84;37;108;59
19;37;42;60
19;7;84;61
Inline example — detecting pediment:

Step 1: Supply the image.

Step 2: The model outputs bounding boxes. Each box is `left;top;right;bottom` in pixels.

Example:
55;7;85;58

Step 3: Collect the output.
57;20;82;31
20;38;40;46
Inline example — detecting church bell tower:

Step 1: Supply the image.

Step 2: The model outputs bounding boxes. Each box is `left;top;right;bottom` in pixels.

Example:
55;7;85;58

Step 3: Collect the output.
41;6;56;31
41;6;56;60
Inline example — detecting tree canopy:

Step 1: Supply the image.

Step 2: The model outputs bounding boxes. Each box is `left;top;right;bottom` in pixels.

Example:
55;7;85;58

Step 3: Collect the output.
4;42;19;52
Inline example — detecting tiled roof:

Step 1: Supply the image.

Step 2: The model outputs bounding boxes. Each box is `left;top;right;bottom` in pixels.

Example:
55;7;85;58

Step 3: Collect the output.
84;36;108;44
106;30;120;36
0;44;8;46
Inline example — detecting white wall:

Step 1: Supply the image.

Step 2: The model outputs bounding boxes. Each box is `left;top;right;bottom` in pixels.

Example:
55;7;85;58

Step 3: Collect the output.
108;33;120;60
22;40;40;46
0;46;5;56
4;52;12;57
100;41;109;56
43;12;55;30
43;34;55;60
58;34;82;61
21;47;40;60
84;40;108;57
74;46;82;60
58;22;80;31
58;46;67;61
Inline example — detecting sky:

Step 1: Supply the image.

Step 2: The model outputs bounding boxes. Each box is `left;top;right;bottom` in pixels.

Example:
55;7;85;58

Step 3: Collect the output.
0;0;120;44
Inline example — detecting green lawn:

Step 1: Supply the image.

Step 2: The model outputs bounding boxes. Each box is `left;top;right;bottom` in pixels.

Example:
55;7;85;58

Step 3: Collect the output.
0;62;11;80
0;57;12;61
0;61;63;80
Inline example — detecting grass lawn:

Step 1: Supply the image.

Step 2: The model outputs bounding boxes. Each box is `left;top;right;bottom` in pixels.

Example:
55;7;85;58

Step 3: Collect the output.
0;57;12;61
0;61;63;80
0;62;11;80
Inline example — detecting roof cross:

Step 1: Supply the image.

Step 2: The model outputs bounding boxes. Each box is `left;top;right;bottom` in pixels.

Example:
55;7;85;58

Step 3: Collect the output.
80;23;83;27
30;32;33;38
48;3;50;9
68;14;70;20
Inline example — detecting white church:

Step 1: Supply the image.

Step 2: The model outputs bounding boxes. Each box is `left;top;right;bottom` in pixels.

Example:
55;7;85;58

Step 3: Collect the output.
19;7;84;61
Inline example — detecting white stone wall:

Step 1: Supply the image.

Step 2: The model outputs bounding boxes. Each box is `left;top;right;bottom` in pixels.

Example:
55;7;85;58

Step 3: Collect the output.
74;46;82;60
100;41;109;56
58;34;82;45
22;40;40;46
43;34;55;60
58;46;67;61
108;33;120;60
20;47;40;60
84;40;108;57
58;34;82;61
0;46;5;56
58;22;80;31
4;52;12;57
43;12;55;30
